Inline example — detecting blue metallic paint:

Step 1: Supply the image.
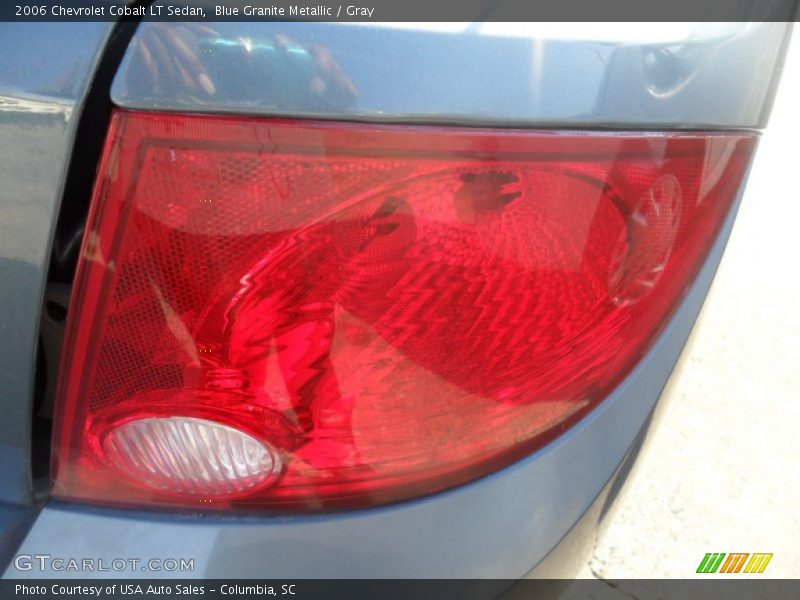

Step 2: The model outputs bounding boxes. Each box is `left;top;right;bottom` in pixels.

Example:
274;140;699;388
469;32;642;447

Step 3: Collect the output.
0;23;113;505
112;22;790;129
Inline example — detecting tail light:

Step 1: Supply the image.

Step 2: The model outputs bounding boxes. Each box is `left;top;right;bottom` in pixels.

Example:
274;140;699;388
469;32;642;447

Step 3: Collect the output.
52;110;755;511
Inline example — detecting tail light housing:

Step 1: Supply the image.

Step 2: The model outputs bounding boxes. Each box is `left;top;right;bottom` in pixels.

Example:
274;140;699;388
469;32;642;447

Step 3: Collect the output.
52;110;754;511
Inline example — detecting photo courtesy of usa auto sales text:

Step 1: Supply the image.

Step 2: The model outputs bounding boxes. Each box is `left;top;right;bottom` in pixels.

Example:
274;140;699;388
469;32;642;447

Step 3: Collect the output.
15;584;300;596
16;584;203;596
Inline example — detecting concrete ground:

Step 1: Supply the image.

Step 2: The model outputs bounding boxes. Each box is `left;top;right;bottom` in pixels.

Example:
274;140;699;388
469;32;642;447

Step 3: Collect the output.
570;32;800;584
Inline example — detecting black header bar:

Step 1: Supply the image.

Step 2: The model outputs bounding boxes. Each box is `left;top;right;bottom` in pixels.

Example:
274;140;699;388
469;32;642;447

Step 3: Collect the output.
2;0;799;22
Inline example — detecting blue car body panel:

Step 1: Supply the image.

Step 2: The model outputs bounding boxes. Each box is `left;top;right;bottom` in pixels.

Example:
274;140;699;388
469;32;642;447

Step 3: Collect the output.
0;24;114;565
0;23;113;506
113;22;789;129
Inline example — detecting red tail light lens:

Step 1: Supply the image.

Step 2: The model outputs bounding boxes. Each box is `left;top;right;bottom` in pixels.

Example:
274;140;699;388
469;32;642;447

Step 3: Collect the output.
52;110;754;510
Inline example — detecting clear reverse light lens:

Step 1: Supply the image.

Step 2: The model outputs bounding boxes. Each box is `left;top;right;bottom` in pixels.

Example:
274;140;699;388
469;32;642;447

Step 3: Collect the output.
103;417;283;497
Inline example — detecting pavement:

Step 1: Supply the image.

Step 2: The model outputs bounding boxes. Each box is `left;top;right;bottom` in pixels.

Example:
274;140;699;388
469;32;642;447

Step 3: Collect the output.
569;31;800;585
